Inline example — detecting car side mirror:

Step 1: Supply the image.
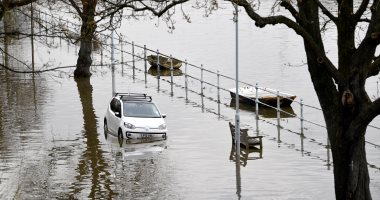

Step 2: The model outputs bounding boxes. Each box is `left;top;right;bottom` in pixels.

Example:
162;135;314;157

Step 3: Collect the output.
115;112;121;118
162;114;166;118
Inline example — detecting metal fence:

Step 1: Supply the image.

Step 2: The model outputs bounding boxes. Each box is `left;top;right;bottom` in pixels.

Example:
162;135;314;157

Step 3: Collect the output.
13;8;380;149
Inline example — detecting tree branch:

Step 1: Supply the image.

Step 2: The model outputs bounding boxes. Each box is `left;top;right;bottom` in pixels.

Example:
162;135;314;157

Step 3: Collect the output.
279;0;302;23
68;0;83;17
313;0;337;24
367;57;380;78
348;98;380;140
354;0;370;23
6;0;37;8
232;0;342;84
96;0;189;23
0;63;75;74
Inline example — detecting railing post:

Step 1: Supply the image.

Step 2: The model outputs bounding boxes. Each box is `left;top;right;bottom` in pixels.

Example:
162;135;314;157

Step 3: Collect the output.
255;83;259;134
66;21;70;52
170;55;174;96
201;64;204;97
45;13;48;35
327;137;331;170
100;46;103;66
120;37;124;76
277;91;281;128
38;10;42;33
132;41;135;80
157;50;160;90
300;99;304;135
59;17;62;47
185;60;188;101
144;45;147;86
201;64;204;111
217;70;221;117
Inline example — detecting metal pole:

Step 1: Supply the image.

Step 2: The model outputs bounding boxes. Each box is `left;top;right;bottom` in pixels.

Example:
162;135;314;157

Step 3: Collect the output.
30;2;35;73
59;17;62;46
38;10;41;33
327;137;331;170
111;31;115;96
170;55;174;96
217;70;221;117
144;45;147;86
234;3;240;156
157;50;160;90
255;83;259;134
101;47;103;66
121;38;124;76
377;81;379;98
201;64;204;111
277;91;281;128
300;99;304;135
185;60;188;101
132;41;135;80
201;64;204;97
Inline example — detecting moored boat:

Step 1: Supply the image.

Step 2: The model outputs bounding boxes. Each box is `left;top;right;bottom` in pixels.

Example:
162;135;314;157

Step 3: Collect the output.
229;86;296;107
147;55;182;69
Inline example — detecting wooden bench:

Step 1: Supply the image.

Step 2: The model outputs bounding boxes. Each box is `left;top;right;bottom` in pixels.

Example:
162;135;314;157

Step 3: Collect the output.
228;122;263;150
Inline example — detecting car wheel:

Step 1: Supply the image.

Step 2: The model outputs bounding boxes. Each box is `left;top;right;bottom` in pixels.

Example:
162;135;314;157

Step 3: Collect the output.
104;120;108;139
118;128;123;139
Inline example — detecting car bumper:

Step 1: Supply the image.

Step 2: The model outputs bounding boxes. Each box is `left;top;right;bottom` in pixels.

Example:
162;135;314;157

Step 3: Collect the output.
124;128;167;139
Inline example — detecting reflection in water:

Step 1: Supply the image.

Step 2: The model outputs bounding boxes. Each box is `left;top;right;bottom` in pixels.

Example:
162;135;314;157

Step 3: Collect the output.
230;100;296;118
0;13;48;198
71;77;116;199
148;66;183;76
235;160;242;200
229;142;263;167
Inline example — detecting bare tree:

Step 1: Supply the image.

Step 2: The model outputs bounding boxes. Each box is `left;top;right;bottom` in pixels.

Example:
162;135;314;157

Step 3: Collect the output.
62;0;189;78
228;0;380;199
0;0;37;21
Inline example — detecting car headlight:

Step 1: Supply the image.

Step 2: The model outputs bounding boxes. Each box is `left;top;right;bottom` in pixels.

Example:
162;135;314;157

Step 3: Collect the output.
124;122;135;129
158;124;166;130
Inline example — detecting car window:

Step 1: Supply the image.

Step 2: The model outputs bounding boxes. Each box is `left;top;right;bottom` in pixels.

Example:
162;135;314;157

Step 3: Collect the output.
115;101;121;113
123;102;161;118
110;98;117;112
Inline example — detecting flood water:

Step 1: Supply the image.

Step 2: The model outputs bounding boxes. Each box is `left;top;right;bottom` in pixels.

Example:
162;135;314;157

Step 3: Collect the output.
1;1;380;199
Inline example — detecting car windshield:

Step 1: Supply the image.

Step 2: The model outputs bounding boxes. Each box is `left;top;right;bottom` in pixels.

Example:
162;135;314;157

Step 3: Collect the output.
123;102;161;118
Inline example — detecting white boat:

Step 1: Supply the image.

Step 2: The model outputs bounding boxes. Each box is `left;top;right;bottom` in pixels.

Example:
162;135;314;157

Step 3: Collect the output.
229;87;296;107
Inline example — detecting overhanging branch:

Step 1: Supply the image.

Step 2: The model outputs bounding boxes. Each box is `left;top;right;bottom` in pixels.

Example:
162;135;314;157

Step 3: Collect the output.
349;98;380;140
313;0;337;24
232;0;342;84
68;0;83;17
367;57;380;78
354;0;370;24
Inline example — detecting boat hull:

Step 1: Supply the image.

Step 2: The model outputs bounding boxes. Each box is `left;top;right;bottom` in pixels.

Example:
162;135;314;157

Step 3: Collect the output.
229;89;296;107
147;55;182;70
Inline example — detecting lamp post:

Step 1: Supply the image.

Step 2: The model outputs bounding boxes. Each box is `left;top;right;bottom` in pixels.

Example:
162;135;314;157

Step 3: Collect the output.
234;3;240;158
111;30;115;96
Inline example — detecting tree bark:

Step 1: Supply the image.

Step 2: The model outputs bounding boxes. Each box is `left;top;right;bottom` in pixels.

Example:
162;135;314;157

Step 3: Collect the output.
294;0;374;198
73;0;97;78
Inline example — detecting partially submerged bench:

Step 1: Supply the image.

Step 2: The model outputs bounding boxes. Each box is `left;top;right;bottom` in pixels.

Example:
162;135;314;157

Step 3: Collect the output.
228;122;263;150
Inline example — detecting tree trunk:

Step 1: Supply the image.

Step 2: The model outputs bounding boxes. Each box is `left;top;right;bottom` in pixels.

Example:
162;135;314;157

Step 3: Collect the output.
332;129;371;200
74;33;93;78
73;3;97;78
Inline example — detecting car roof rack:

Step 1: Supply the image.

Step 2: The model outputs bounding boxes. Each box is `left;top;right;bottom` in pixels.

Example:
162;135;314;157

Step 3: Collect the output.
115;93;152;102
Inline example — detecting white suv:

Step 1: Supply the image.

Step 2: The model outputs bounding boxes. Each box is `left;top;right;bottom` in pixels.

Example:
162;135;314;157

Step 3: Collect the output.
104;93;167;139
